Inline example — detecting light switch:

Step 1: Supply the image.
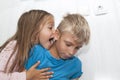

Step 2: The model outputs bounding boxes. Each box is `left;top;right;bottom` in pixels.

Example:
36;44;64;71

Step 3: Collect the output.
94;0;110;16
95;5;108;16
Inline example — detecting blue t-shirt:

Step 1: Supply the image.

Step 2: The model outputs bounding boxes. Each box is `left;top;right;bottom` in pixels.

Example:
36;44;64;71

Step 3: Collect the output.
24;44;83;80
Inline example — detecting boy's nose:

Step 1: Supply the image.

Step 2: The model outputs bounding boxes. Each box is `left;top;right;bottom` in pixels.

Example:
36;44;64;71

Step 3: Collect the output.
69;49;76;56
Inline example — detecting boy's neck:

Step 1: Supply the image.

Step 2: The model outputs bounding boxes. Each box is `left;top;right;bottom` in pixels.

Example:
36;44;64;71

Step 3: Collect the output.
49;44;60;59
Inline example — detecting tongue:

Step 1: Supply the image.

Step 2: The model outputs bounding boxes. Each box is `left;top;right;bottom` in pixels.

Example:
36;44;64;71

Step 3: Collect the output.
49;38;55;44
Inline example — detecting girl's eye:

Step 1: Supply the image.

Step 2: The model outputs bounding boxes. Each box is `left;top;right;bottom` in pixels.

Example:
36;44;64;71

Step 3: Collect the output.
48;26;53;30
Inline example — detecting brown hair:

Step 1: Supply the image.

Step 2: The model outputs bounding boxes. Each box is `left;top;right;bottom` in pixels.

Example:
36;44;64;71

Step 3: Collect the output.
0;10;53;72
57;14;90;45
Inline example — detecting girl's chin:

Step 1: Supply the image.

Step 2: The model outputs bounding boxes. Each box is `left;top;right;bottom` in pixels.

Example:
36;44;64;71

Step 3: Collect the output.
44;43;52;49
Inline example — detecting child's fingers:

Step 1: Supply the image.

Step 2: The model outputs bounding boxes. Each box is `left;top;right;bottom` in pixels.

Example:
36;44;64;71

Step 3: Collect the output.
39;68;51;73
32;61;40;68
41;72;54;76
34;67;53;79
38;75;53;79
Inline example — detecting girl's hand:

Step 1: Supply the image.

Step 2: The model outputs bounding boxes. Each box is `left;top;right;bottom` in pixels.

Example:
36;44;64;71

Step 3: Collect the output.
26;61;53;80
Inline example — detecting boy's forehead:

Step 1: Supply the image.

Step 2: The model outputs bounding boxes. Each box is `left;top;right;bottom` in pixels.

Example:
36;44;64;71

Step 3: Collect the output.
62;32;77;39
61;32;79;42
61;32;83;45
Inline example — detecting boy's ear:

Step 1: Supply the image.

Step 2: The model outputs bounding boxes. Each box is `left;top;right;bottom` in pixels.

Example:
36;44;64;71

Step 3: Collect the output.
54;29;60;40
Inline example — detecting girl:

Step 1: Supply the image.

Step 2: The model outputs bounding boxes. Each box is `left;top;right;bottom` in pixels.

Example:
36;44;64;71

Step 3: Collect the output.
0;10;55;80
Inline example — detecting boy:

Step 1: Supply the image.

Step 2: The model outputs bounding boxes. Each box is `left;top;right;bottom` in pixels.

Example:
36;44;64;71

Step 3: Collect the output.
25;13;90;80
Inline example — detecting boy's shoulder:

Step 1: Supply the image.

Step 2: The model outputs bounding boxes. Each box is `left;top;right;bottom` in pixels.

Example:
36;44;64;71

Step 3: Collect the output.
71;56;82;66
72;56;81;61
66;56;82;76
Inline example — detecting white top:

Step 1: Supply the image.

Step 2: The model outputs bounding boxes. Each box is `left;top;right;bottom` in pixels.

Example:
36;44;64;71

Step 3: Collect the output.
0;40;26;80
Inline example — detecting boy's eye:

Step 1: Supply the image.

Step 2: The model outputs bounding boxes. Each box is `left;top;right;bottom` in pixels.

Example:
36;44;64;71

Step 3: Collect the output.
75;46;81;50
75;47;80;50
66;44;71;47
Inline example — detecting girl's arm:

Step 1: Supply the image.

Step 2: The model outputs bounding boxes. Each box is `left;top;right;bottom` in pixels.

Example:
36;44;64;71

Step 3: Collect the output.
26;61;53;80
0;71;26;80
0;61;53;80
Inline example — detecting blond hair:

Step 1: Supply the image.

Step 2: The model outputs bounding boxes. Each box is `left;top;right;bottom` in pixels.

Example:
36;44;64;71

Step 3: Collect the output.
57;14;90;45
0;10;53;72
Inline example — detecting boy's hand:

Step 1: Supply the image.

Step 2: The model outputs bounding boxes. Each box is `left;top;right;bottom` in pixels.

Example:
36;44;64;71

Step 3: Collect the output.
26;61;53;80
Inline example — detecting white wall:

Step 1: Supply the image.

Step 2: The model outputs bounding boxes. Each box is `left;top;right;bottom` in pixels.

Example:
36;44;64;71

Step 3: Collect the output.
79;0;120;80
0;0;120;80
